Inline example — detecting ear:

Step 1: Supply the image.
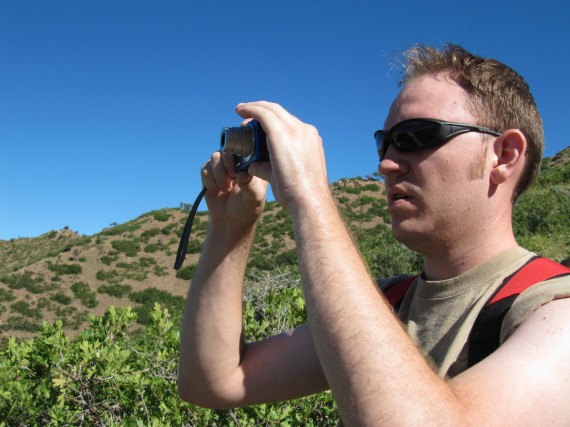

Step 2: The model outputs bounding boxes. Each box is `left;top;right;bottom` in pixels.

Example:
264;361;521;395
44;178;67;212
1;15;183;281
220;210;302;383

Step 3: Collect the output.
490;129;527;185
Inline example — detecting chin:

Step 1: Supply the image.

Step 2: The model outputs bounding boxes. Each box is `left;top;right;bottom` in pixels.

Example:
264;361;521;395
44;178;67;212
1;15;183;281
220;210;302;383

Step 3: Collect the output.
391;221;431;253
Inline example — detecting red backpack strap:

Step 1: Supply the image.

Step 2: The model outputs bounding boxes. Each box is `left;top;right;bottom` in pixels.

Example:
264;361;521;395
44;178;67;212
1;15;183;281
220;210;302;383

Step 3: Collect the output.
489;257;570;304
468;256;570;366
383;275;418;310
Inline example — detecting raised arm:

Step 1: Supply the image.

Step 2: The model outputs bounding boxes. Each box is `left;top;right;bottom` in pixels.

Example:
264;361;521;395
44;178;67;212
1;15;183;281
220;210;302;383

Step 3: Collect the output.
236;101;570;426
178;150;327;408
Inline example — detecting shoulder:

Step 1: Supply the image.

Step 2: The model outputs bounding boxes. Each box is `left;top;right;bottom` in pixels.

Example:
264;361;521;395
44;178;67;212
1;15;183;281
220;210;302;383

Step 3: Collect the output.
453;297;570;425
502;274;570;341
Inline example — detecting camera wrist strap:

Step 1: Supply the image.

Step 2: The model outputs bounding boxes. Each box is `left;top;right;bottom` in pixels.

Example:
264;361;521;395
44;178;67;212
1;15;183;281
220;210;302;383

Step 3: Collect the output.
173;186;207;270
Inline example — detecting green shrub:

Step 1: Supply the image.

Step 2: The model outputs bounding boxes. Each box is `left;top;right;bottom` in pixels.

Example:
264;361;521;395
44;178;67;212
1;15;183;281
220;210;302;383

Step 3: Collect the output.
144;243;162;253
96;269;121;283
98;284;132;298
0;288;15;302
50;292;72;305
0;303;338;425
100;255;116;266
1;315;39;332
0;271;55;294
175;264;197;281
356;224;423;279
111;239;140;257
10;301;41;319
129;288;184;325
141;227;161;240
100;222;141;236
71;282;98;308
152;211;172;222
47;261;82;275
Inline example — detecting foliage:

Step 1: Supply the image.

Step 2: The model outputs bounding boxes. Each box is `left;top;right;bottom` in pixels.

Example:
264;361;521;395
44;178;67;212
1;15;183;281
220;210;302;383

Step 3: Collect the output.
0;267;339;426
98;283;133;298
111;239;140;257
356;224;423;279
47;261;82;275
129;288;185;326
100;222;142;236
0;271;56;294
71;282;99;308
175;264;196;281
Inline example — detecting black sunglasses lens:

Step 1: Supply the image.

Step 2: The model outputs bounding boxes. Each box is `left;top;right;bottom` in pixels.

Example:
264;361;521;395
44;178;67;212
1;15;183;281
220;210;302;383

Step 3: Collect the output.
375;132;387;159
391;121;441;152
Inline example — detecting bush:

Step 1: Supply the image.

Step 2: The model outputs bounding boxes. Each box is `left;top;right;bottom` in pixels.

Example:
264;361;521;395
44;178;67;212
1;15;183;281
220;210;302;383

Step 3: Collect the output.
129;288;184;325
100;222;141;236
111;239;140;257
356;224;423;279
0;288;15;302
50;292;72;305
71;282;98;308
0;271;55;294
175;264;196;281
98;284;132;298
96;269;121;284
152;211;172;222
47;262;82;275
0;303;338;425
10;301;42;319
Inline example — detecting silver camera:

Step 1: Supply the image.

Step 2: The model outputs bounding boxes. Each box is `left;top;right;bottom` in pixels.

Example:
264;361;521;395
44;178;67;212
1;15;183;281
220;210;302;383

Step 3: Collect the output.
220;120;269;172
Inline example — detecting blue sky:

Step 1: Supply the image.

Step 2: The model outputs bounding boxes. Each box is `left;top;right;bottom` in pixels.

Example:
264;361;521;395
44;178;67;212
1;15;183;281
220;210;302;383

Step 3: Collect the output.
1;0;569;239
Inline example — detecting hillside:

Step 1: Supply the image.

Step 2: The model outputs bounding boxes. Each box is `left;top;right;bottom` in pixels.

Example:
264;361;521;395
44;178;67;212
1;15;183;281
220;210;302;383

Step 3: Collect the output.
1;147;569;342
0;175;389;341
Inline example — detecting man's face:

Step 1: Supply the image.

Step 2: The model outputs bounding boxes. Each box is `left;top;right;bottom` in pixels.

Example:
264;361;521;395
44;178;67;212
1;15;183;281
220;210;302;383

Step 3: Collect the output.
379;73;493;255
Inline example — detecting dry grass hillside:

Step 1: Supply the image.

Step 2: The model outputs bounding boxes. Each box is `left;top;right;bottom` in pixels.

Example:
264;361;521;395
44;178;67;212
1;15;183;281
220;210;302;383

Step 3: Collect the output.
0;177;386;341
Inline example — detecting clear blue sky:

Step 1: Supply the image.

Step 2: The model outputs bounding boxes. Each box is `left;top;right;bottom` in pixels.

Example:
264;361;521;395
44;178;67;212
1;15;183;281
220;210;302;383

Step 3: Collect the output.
1;0;569;239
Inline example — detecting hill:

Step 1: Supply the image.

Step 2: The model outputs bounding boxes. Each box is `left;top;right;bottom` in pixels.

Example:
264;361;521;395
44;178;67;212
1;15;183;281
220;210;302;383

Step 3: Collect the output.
0;174;391;341
0;147;569;342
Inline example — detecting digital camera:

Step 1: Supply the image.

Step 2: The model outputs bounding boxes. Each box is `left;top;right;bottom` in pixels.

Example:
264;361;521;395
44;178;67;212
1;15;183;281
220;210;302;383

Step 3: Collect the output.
220;120;269;172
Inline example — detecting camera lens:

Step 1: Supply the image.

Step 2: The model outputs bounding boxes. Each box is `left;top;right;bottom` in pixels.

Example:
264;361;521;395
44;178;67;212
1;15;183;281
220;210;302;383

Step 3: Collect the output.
220;126;255;157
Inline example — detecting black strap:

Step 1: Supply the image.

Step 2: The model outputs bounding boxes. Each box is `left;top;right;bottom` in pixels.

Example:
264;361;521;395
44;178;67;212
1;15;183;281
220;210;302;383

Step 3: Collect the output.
173;187;207;270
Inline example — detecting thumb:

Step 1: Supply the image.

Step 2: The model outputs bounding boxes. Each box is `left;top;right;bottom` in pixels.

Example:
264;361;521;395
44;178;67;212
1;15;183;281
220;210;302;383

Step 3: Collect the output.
235;171;269;199
247;161;272;183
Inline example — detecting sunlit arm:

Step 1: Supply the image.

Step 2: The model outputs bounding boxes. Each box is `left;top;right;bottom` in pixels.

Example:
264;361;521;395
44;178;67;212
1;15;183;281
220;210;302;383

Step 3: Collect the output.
177;218;329;408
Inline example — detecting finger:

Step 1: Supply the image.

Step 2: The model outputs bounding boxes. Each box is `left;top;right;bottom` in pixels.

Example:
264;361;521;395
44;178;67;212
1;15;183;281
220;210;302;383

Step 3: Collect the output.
209;151;233;193
221;151;237;178
235;101;300;127
201;161;217;192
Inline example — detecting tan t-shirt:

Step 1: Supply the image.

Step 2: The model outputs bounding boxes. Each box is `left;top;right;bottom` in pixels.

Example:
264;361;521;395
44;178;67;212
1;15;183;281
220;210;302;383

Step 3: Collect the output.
384;247;570;377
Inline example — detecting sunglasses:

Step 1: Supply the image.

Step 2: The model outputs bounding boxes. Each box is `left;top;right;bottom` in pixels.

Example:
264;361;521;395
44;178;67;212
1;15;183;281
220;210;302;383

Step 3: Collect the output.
374;118;501;161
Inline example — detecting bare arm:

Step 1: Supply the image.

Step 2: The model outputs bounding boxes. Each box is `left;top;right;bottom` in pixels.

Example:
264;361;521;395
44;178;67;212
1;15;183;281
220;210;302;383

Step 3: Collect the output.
178;151;328;408
236;101;570;426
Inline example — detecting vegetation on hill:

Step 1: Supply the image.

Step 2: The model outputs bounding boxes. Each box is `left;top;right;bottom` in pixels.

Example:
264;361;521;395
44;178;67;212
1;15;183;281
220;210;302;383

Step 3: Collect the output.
0;147;568;424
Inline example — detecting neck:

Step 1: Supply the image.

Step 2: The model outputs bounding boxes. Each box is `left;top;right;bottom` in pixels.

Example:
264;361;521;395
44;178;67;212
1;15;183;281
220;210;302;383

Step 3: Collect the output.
422;215;519;281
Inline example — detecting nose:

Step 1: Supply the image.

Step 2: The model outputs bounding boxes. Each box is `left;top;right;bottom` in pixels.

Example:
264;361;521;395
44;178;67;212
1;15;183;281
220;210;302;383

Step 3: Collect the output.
378;146;408;177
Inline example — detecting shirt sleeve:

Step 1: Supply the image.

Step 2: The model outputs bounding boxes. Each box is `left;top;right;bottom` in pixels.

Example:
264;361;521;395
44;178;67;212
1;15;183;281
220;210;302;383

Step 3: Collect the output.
500;275;570;342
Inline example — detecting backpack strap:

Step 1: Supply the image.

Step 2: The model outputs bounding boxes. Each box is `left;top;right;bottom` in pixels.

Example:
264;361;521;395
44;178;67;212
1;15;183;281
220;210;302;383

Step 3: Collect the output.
468;256;570;367
383;275;418;311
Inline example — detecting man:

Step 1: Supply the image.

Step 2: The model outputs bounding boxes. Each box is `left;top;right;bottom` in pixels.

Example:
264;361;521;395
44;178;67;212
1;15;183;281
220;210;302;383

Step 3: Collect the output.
178;44;570;425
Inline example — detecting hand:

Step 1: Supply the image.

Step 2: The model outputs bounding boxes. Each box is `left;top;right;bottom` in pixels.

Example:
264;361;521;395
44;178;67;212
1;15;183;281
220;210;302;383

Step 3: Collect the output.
201;150;268;228
235;101;329;210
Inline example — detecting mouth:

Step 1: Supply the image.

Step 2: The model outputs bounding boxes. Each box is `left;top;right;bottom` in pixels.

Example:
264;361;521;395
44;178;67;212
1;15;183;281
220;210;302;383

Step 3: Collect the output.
388;186;413;205
392;193;409;201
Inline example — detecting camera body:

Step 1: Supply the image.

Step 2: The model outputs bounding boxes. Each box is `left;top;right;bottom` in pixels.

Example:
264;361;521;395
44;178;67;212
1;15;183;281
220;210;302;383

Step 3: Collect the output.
220;120;269;172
